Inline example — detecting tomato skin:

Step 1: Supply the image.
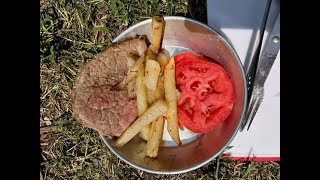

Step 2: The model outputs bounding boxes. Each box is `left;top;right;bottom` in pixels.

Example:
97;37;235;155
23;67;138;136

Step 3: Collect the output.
175;52;234;133
174;52;209;66
174;52;196;65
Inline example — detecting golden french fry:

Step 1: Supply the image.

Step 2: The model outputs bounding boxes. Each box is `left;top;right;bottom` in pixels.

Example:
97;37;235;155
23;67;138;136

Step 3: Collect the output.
136;63;151;141
150;16;165;54
137;17;163;141
164;57;178;102
146;116;164;158
146;76;165;104
166;102;181;145
146;89;157;105
156;50;169;74
158;77;165;99
139;124;151;141
127;54;139;98
145;74;165;156
164;57;182;146
127;80;136;99
111;53;145;91
136;63;148;116
144;59;161;91
115;100;168;147
125;54;145;82
146;47;157;60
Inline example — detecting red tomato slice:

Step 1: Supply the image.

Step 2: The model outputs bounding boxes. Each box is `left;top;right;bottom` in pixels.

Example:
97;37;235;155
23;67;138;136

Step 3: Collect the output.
175;52;234;133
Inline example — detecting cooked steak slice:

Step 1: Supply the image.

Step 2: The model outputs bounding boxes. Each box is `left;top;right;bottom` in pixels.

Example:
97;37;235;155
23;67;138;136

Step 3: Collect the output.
71;37;147;138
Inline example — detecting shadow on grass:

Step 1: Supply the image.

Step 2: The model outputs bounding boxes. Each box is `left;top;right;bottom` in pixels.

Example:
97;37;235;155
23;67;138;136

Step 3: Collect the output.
186;0;207;24
167;0;207;24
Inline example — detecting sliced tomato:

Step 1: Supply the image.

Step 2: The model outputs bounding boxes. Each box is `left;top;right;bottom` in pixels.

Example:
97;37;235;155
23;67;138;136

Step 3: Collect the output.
174;52;208;65
175;52;234;133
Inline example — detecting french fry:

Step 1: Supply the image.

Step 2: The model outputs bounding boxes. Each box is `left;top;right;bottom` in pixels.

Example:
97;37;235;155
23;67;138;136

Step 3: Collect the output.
138;16;163;141
156;49;169;74
146;77;165;104
127;80;136;99
127;53;139;98
145;116;164;157
136;63;151;141
126;53;145;80
111;53;145;91
146;76;165;157
144;59;161;91
139;124;151;141
144;79;162;141
150;16;165;54
164;57;182;146
166;102;181;145
136;63;148;115
115;100;168;147
164;57;177;101
146;47;157;61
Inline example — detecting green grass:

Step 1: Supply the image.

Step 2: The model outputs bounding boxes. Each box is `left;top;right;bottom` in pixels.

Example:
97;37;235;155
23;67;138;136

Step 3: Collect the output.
40;0;280;179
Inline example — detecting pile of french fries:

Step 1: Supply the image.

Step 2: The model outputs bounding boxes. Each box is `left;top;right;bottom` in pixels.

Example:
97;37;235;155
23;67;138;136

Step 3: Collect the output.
114;16;182;158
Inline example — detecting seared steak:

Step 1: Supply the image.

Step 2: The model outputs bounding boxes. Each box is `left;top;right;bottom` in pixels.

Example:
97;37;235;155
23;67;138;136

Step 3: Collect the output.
71;37;147;137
